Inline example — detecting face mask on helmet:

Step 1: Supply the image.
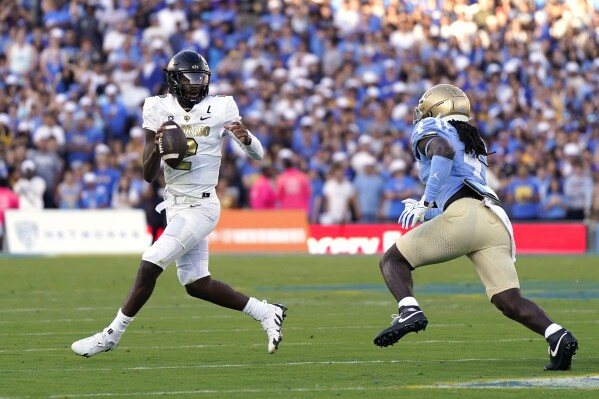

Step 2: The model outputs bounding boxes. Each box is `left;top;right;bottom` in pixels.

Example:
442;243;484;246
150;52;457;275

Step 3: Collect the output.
179;72;209;101
172;72;209;102
413;106;424;125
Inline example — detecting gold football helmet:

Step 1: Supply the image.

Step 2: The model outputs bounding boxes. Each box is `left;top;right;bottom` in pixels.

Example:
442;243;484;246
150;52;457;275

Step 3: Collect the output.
413;84;471;125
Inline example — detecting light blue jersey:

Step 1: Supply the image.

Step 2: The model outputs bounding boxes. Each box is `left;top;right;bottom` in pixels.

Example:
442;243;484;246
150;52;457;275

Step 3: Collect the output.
411;117;487;210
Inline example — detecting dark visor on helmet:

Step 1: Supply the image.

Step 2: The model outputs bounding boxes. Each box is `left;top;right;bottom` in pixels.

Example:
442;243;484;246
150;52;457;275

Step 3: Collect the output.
179;72;209;85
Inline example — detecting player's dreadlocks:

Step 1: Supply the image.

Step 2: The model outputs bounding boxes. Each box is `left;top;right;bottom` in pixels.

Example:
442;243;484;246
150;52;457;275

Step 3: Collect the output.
449;120;489;158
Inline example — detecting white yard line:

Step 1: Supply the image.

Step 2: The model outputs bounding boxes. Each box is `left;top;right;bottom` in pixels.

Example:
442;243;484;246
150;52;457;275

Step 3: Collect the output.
48;386;403;398
0;358;546;374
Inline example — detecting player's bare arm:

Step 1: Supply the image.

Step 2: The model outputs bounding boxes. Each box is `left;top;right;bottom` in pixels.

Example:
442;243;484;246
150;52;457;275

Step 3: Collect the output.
224;121;252;145
417;135;456;160
142;127;162;183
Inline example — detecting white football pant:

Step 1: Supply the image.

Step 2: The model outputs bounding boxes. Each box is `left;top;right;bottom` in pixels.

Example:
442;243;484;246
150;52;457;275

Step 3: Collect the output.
142;197;220;285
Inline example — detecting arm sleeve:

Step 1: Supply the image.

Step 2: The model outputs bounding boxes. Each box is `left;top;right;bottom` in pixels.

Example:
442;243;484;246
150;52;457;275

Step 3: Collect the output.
423;155;453;204
141;97;159;132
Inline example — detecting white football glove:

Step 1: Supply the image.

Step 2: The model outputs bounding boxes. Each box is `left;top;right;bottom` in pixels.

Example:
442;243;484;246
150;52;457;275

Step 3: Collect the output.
399;196;432;229
398;198;418;215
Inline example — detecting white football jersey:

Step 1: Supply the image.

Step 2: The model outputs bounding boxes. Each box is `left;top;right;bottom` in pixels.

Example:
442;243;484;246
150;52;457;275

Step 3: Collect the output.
142;93;258;198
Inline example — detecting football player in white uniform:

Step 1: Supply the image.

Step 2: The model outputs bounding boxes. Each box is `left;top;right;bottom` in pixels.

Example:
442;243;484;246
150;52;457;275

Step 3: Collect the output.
71;50;287;357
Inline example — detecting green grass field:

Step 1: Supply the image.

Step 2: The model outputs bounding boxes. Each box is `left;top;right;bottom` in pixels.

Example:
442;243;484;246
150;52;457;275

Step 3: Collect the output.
1;254;597;398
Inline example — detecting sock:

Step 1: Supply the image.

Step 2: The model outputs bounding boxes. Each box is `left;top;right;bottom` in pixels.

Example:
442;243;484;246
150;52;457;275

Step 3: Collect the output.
106;308;134;342
544;323;563;338
398;297;420;310
242;297;270;321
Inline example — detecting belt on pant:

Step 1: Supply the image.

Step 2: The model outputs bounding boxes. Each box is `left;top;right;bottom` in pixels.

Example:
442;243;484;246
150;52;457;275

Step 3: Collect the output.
155;191;212;213
443;185;483;211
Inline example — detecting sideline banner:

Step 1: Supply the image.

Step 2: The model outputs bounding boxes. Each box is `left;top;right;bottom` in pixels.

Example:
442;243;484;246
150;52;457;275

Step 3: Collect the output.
308;225;404;255
209;210;308;253
308;223;587;255
512;224;586;254
4;209;152;255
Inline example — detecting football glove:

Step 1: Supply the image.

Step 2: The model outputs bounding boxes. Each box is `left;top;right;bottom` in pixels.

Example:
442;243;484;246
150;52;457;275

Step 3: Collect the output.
399;196;432;229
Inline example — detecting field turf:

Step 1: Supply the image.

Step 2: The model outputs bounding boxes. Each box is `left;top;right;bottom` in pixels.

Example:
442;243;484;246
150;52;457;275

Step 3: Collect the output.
0;254;597;398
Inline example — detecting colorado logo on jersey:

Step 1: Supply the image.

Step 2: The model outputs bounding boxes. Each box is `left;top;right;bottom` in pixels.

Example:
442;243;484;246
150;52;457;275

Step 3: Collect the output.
182;125;209;137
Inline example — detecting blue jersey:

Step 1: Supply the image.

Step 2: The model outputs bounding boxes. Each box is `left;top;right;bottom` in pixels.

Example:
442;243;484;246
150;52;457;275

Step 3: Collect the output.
411;117;488;210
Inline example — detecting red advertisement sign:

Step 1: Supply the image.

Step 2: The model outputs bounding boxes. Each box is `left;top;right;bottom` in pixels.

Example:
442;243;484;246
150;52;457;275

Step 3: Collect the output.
308;225;405;255
512;224;587;254
308;224;587;255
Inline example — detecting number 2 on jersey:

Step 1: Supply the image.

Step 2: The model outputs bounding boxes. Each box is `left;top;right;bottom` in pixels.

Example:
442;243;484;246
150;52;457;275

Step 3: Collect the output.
174;138;198;170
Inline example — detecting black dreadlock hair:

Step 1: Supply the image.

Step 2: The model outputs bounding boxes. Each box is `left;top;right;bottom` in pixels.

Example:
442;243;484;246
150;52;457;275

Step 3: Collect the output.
448;120;490;159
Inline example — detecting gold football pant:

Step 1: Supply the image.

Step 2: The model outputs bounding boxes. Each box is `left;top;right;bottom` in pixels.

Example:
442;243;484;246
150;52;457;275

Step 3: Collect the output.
397;198;519;299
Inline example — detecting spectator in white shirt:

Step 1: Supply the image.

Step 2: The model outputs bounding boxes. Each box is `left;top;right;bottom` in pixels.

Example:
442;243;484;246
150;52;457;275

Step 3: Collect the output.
6;27;37;76
320;163;360;225
157;0;188;38
564;160;593;220
33;112;66;148
13;160;46;210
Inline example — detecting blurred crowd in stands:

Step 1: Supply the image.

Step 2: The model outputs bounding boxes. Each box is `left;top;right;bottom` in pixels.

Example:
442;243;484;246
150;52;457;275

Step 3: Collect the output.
1;0;599;235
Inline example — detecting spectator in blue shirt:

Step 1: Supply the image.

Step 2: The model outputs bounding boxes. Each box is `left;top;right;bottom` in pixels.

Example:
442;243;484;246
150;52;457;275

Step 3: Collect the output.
506;164;541;220
260;1;286;32
56;169;81;209
353;157;384;222
540;178;567;220
66;116;95;165
383;159;418;222
100;84;129;144
139;48;164;95
42;1;71;29
93;144;121;203
308;168;324;224
79;172;110;209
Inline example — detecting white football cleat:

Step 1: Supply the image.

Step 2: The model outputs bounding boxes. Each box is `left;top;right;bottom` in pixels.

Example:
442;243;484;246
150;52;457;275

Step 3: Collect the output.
71;328;119;357
260;303;287;354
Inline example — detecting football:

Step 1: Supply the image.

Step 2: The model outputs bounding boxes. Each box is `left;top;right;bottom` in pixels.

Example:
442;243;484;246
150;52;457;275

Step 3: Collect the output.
158;120;187;168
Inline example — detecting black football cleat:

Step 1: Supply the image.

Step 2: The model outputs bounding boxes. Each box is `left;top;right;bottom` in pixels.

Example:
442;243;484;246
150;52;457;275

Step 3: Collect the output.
374;306;428;347
544;328;578;371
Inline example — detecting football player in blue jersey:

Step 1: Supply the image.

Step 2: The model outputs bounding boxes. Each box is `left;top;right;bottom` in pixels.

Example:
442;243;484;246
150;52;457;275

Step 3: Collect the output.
373;84;578;371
